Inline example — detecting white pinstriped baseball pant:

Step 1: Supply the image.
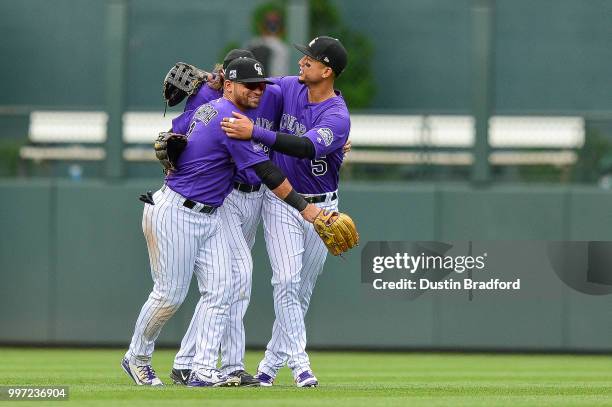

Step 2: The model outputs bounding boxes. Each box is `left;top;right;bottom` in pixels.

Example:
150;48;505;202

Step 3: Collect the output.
258;188;338;378
173;187;264;374
124;186;232;372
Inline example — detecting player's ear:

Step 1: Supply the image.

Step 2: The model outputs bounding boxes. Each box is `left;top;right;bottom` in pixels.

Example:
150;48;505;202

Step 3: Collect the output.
223;80;233;94
322;66;333;79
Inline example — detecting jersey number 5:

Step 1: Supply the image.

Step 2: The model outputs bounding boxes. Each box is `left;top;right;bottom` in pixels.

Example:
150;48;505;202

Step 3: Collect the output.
311;156;327;176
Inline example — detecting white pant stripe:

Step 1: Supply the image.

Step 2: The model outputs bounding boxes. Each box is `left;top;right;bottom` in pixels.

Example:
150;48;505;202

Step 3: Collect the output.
125;187;231;372
173;188;264;374
258;189;337;378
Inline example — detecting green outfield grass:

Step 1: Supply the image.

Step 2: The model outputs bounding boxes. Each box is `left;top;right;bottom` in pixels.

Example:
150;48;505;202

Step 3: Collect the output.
0;348;611;406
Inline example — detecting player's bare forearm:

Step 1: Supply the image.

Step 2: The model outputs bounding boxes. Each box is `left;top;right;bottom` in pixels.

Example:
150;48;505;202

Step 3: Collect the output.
270;179;319;223
300;203;320;223
270;178;293;199
252;161;317;222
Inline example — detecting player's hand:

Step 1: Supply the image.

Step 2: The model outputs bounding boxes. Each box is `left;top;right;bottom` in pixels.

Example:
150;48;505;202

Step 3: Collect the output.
342;139;352;158
206;72;222;91
300;204;321;223
221;111;253;140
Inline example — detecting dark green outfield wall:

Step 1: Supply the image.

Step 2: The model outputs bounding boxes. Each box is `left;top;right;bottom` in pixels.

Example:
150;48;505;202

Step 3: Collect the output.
1;180;611;351
2;0;612;112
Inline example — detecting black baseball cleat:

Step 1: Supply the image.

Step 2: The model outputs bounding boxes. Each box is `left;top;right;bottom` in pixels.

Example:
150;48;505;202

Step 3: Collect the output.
170;368;192;385
219;370;261;387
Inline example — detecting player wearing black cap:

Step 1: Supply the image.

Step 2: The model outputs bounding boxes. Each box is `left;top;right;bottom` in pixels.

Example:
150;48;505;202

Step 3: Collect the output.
221;36;351;388
293;35;348;78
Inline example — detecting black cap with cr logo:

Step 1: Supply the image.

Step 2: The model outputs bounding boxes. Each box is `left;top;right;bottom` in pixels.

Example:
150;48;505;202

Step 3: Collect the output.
225;57;274;84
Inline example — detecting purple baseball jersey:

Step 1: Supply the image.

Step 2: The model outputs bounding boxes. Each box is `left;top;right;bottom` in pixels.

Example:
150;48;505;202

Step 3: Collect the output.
178;83;283;186
165;98;270;206
185;84;221;112
255;76;350;194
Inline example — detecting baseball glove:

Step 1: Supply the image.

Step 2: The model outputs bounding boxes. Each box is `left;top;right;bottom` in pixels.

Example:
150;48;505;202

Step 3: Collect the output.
313;210;359;256
163;62;209;106
154;132;188;174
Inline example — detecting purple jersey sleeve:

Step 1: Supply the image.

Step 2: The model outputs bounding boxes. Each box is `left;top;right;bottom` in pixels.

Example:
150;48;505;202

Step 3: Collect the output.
277;76;296;87
224;137;269;171
266;76;283;86
185;85;222;111
171;110;196;134
263;84;283;130
303;111;350;158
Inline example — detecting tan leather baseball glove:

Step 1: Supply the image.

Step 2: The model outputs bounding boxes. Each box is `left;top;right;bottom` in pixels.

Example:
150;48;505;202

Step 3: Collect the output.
313;210;359;256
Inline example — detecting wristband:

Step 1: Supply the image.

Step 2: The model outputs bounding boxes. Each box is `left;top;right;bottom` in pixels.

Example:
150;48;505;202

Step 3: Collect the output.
283;189;308;212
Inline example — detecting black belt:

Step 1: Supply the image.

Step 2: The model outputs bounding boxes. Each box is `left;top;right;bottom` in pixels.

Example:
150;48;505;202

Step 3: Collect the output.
183;199;217;214
162;184;217;214
234;182;261;193
301;192;337;204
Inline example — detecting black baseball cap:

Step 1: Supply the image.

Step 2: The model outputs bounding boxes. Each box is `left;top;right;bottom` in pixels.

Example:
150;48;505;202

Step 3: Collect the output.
225;57;274;84
294;36;348;77
222;49;255;70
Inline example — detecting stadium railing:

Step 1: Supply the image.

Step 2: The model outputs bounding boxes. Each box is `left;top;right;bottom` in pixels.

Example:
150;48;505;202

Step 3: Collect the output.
18;110;585;167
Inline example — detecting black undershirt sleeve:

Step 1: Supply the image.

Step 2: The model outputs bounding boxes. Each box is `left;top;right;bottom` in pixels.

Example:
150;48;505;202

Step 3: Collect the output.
252;160;285;190
252;160;308;212
271;133;316;159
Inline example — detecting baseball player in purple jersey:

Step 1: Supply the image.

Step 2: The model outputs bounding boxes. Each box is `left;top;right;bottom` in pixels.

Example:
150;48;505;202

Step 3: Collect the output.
121;57;321;387
167;52;283;387
183;49;255;112
221;36;350;387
